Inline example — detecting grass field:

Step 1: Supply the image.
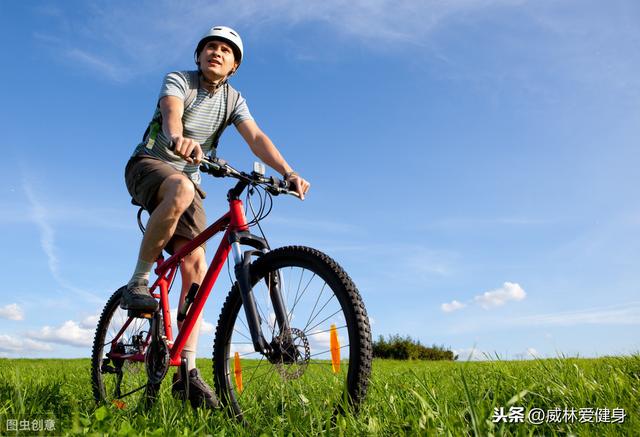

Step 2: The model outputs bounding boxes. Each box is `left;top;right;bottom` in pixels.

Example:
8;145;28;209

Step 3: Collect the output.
0;355;638;436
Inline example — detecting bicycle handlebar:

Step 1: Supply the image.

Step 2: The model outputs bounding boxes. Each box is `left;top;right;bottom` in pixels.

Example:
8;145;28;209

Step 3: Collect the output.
166;142;299;198
200;156;300;198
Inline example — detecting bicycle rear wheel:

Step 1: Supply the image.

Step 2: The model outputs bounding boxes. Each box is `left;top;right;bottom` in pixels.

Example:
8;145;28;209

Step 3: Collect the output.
213;246;372;421
91;286;161;409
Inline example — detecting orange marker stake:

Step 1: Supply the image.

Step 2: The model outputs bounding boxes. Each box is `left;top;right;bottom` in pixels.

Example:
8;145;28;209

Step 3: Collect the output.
234;351;243;393
330;324;340;373
112;400;126;410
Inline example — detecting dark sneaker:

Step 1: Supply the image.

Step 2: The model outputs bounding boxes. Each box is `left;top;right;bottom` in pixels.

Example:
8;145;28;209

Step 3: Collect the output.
172;369;220;410
119;280;158;312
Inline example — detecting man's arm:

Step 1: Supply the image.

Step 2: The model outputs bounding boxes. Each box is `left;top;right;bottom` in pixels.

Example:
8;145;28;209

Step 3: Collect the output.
237;119;310;199
159;96;203;164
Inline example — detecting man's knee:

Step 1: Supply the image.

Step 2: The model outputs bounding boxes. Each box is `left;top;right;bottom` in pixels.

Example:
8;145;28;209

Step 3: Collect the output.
157;175;195;215
182;248;207;279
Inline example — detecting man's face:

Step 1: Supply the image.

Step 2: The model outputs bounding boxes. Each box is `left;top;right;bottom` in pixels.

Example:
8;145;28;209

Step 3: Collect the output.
198;40;238;80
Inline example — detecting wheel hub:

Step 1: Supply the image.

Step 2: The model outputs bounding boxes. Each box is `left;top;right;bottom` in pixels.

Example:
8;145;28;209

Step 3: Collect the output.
269;328;310;381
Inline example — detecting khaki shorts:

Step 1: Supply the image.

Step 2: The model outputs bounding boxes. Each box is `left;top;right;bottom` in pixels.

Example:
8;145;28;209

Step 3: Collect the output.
125;156;206;253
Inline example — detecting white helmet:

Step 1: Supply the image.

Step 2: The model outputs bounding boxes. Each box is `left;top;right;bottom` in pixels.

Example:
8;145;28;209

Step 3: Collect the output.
194;26;244;67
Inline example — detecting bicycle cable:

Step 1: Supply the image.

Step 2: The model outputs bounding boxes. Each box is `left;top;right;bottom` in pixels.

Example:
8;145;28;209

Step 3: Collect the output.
244;183;274;229
247;185;272;250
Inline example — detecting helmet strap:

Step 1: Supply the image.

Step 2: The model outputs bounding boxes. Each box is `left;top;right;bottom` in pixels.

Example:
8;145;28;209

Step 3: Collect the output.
198;71;228;94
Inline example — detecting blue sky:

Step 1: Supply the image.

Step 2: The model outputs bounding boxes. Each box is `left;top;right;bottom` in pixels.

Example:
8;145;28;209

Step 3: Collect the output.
1;0;638;360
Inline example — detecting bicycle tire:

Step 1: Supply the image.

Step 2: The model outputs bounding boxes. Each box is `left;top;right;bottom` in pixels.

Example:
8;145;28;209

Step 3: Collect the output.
91;286;161;409
213;246;372;420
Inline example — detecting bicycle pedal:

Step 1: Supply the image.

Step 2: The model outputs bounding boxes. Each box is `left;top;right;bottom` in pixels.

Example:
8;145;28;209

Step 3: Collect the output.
127;309;153;319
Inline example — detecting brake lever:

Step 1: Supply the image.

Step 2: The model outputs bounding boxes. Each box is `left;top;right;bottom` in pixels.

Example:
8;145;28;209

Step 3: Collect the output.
200;158;228;177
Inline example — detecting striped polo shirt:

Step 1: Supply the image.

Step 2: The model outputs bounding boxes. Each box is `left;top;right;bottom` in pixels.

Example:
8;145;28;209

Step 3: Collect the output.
132;70;253;184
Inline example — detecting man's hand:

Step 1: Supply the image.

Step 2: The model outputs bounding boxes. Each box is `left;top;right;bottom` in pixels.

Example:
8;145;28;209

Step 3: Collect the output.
171;135;203;165
285;172;311;200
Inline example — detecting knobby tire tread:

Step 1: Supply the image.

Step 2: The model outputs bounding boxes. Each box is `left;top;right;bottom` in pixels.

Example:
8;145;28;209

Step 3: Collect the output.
212;245;373;420
91;286;159;408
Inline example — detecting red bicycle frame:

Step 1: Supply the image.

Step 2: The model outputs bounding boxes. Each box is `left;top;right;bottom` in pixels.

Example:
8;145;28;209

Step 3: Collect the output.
111;197;250;366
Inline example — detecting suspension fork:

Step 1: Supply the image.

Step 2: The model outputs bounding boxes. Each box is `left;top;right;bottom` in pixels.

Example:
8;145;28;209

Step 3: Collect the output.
229;231;291;354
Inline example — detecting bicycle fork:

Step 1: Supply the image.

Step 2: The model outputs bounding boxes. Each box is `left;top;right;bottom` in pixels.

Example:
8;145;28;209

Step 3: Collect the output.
229;231;290;356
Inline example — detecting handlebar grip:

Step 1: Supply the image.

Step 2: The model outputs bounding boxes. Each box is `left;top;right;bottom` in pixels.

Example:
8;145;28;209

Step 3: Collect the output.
167;140;199;160
271;177;300;198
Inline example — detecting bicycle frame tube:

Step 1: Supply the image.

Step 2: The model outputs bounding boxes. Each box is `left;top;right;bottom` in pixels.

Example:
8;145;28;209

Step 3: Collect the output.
150;198;254;365
115;196;288;365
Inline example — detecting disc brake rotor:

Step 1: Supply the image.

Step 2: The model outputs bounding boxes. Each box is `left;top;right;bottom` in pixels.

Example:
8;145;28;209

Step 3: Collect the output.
273;328;310;381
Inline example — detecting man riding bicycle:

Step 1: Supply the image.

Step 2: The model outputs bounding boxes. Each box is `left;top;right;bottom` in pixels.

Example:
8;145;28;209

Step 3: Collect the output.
121;26;310;409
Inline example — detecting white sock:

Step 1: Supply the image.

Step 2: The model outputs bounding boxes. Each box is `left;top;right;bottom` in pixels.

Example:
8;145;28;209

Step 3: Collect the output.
181;349;197;371
128;258;154;286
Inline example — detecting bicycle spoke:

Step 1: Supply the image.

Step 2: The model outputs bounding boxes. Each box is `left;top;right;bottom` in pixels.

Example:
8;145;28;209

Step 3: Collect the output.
92;290;161;410
304;324;347;337
306;308;344;334
237;314;250;334
302;282;327;333
303;291;336;332
286;268;305;320
214;247;371;420
287;271;317;320
232;350;263;359
309;343;350;359
232;327;253;344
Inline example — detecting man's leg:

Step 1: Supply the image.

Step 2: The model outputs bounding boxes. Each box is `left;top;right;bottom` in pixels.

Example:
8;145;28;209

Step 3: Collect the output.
170;238;219;409
172;237;207;370
138;174;196;264
122;174;196;311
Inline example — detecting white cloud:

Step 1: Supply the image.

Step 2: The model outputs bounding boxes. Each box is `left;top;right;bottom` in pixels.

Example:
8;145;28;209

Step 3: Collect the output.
200;319;215;335
441;300;466;313
231;343;255;355
511;302;640;327
0;334;53;353
65;48;129;82
474;282;526;309
37;0;525;81
442;282;526;313
27;320;94;348
170;308;214;336
453;347;487;361
24;181;59;277
0;304;24;321
80;315;100;329
22;179;102;304
526;347;539;358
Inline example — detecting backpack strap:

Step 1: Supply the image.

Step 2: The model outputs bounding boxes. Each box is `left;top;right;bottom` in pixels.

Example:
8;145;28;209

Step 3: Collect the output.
183;70;200;110
143;71;198;150
142;73;239;154
209;83;240;156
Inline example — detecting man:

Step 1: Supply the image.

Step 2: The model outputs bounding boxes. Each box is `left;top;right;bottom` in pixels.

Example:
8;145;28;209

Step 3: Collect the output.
122;26;310;409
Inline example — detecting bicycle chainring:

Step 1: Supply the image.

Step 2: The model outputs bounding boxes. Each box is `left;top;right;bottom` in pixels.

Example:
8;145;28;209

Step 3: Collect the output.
145;336;169;385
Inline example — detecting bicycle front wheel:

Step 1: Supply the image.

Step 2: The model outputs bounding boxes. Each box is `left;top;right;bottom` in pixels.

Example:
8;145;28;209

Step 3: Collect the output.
213;246;372;421
91;287;160;409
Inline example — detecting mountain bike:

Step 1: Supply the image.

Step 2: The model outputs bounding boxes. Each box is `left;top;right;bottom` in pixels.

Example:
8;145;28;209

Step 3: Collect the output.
91;156;373;420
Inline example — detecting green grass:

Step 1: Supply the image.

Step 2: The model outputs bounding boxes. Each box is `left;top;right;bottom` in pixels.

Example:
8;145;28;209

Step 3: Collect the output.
0;356;638;436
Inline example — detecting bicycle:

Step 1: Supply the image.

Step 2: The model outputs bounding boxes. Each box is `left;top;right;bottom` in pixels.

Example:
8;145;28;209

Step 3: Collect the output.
91;156;373;420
